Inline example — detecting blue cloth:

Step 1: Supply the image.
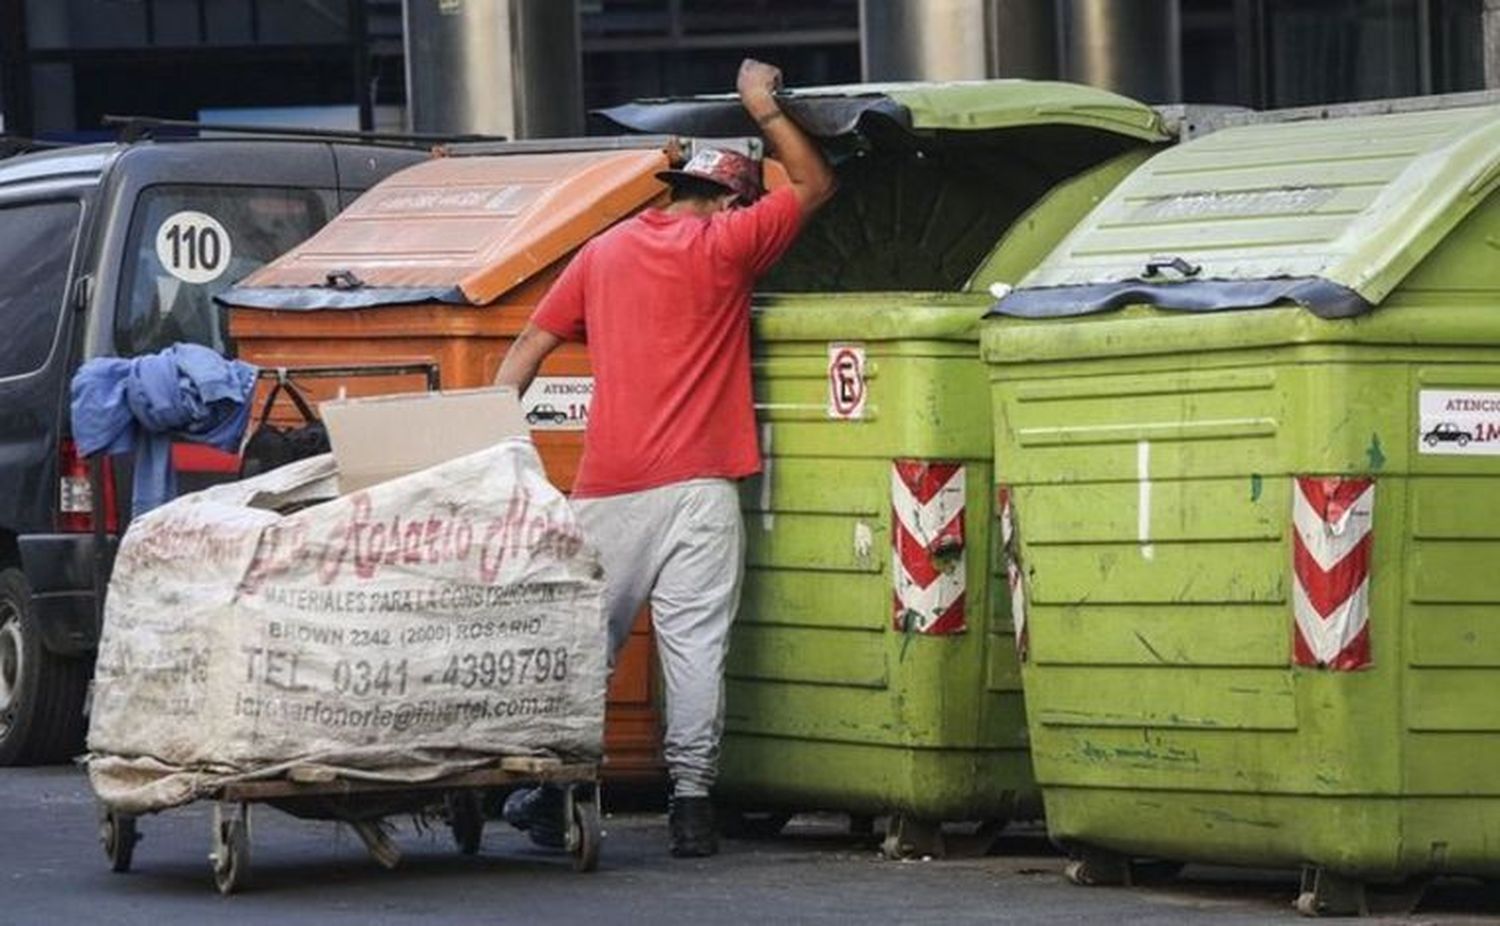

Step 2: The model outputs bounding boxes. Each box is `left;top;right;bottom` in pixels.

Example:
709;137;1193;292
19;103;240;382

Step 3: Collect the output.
71;343;259;516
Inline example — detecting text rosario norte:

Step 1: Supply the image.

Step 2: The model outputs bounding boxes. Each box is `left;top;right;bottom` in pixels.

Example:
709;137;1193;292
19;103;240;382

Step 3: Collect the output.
240;488;585;593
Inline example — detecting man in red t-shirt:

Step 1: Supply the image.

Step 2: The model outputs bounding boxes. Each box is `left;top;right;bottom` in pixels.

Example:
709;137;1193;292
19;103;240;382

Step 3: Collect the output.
495;58;835;857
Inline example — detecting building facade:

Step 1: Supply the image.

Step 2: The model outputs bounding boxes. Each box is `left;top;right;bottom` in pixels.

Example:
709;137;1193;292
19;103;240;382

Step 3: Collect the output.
0;1;1492;141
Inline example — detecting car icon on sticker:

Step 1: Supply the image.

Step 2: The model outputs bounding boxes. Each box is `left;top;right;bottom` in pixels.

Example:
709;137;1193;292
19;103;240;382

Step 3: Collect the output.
526;403;571;426
1423;422;1472;447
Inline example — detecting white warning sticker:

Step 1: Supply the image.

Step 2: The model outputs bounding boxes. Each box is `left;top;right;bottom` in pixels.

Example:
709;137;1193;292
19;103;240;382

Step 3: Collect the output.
155;210;231;284
1418;389;1500;455
827;343;867;420
522;376;593;431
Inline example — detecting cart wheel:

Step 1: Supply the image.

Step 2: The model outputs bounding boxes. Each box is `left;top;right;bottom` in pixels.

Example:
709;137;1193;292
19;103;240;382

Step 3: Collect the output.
881;814;944;860
100;808;139;873
1295;866;1368;917
211;804;251;895
1063;846;1131;887
1293;892;1321;917
568;791;602;873
446;791;484;856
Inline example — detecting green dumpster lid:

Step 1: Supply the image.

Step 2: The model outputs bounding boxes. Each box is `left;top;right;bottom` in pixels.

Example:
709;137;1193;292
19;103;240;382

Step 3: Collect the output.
595;80;1169;143
993;104;1500;319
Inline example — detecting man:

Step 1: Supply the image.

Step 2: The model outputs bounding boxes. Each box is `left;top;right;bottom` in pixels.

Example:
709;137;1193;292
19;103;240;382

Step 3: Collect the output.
493;58;835;857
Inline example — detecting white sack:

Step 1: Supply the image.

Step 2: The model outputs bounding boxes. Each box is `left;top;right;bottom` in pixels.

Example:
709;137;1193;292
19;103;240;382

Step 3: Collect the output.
87;439;607;814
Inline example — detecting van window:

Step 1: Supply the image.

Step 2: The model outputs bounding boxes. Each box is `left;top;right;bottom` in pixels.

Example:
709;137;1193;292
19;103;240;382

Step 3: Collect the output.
116;185;333;357
0;200;81;379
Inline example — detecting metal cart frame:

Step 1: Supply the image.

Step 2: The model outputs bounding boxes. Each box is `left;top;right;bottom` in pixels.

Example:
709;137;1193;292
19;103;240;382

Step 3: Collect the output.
99;754;602;892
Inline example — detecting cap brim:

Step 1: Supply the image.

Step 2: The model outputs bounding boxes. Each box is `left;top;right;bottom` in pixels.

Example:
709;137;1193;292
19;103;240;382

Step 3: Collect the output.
655;170;760;204
655;169;734;192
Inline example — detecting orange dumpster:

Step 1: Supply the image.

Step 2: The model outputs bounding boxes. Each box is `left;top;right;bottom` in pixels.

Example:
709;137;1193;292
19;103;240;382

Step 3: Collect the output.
221;147;676;785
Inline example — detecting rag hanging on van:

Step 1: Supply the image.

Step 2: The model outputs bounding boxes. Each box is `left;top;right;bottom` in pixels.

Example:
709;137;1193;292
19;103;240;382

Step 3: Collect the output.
70;343;258;516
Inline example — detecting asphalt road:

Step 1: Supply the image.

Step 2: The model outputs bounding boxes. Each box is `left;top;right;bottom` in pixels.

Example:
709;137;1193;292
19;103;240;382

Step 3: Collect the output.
4;766;1500;925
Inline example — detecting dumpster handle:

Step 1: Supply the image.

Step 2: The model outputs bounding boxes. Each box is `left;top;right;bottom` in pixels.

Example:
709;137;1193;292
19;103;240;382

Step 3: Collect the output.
324;269;365;291
1143;255;1202;280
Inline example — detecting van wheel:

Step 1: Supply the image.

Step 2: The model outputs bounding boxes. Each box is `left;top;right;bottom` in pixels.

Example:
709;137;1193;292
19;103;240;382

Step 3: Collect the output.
0;568;90;766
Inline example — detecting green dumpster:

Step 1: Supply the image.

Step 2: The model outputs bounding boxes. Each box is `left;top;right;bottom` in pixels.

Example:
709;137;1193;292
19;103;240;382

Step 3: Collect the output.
983;103;1500;912
597;81;1169;858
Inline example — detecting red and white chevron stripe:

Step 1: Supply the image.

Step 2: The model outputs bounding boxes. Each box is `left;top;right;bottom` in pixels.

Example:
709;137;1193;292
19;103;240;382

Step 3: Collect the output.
892;460;966;635
1292;476;1375;671
998;486;1028;660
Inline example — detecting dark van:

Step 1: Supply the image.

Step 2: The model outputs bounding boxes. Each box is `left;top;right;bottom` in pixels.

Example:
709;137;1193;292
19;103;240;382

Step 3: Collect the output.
0;135;428;764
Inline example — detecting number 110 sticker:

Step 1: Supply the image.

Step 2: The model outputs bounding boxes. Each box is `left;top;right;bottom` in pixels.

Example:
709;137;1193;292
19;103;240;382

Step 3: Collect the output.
155;211;232;284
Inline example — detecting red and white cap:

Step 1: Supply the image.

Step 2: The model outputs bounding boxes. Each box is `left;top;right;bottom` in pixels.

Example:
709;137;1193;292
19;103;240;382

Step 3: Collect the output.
656;148;765;205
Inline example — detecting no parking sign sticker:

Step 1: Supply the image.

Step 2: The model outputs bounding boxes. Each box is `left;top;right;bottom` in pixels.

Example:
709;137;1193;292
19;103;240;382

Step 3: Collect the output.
827;343;867;420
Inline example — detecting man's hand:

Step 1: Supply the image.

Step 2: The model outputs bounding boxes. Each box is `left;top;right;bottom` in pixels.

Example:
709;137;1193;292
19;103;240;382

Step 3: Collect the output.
737;59;782;106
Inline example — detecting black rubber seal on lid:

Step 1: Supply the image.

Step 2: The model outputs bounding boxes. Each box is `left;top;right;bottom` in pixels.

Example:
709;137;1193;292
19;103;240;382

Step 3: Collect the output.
594;94;911;140
988;277;1373;320
216;285;468;311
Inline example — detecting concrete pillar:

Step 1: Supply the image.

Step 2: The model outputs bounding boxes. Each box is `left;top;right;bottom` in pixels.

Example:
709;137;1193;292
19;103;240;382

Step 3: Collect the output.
860;0;989;81
1485;0;1500;89
403;0;583;139
985;0;1059;80
1058;0;1182;102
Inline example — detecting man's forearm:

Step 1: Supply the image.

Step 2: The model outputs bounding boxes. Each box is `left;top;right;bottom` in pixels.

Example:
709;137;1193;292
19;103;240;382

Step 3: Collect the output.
743;92;834;205
737;61;835;210
494;324;562;396
493;354;541;396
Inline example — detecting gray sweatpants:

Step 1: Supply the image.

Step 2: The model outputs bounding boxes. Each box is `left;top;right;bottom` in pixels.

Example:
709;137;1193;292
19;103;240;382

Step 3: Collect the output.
573;478;744;798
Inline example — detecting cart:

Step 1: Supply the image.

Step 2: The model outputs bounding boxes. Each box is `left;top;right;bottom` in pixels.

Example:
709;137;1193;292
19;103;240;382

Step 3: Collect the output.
98;755;602;894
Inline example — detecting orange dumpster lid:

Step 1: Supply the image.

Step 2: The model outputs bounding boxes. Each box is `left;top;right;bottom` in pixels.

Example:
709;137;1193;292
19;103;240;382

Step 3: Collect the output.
220;148;670;310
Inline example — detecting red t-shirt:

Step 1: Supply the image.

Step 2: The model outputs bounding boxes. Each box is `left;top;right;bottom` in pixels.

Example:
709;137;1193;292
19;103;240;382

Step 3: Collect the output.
532;185;804;498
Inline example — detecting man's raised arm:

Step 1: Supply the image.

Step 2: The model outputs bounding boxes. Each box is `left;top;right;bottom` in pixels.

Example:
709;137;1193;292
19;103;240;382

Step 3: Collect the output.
737;59;836;213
